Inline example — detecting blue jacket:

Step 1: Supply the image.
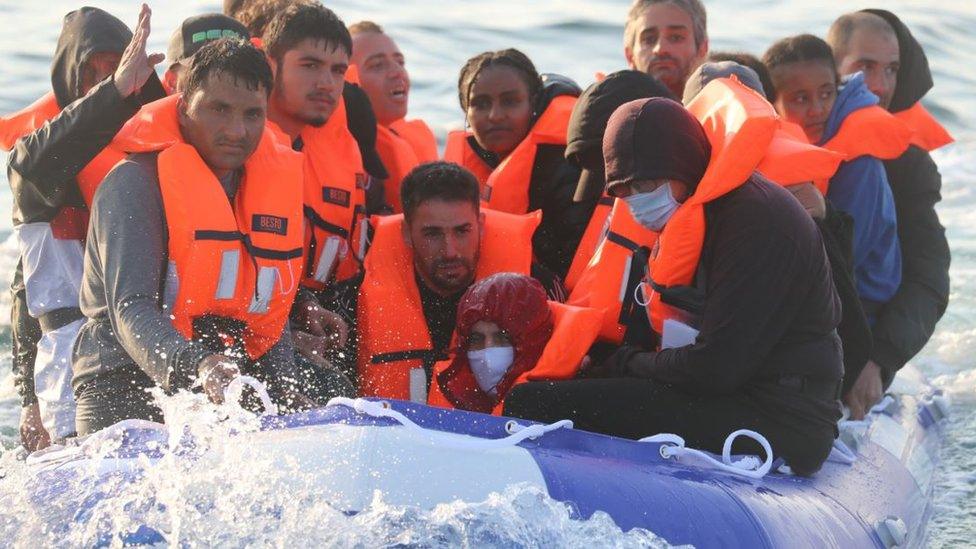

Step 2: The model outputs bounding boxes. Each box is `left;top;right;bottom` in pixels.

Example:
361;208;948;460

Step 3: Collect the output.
819;73;902;318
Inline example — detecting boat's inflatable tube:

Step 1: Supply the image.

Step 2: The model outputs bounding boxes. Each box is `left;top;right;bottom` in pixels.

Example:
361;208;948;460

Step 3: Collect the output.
23;367;946;548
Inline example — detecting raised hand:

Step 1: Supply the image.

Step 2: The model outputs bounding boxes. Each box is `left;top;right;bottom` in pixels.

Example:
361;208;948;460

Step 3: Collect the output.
114;4;166;98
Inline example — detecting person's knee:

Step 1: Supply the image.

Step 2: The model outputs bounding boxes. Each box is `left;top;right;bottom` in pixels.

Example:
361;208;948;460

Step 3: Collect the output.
501;381;555;419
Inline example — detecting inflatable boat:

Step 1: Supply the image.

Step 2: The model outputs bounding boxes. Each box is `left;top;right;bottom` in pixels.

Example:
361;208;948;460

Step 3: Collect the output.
23;366;947;548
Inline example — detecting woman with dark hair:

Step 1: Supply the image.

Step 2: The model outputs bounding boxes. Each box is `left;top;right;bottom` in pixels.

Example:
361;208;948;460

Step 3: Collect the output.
444;48;597;279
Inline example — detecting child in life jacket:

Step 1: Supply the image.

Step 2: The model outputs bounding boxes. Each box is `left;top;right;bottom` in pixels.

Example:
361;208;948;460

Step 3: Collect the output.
430;273;599;414
764;34;903;322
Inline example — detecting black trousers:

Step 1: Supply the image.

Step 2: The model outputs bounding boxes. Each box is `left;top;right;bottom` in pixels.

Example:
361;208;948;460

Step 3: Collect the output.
503;379;836;476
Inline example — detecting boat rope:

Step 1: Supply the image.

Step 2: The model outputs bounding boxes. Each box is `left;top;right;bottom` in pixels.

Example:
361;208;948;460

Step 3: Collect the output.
640;429;775;479
224;375;278;416
325;397;573;450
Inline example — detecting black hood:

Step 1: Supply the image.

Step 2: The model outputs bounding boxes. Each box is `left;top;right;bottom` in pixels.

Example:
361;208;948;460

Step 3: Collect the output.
51;7;132;108
861;9;933;113
533;73;582;122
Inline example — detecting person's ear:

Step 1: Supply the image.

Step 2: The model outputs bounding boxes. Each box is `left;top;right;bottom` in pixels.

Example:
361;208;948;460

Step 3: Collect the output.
163;68;178;95
267;54;279;79
478;210;486;240
624;46;636;70
177;95;190;125
401;218;413;249
696;38;710;63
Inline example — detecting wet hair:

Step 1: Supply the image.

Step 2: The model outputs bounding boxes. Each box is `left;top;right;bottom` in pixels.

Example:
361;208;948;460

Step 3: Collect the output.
827;12;897;61
348;20;384;37
180;37;273;98
232;0;313;38
708;51;774;100
457;48;543;112
264;2;352;63
762;34;839;103
401;162;481;222
624;0;708;51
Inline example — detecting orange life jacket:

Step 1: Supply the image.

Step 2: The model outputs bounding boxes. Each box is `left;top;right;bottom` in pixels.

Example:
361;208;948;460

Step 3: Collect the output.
893;101;954;152
427;300;602;414
443;130;494;188
0;92;60;151
642;77;778;334
821;104;913;162
568;199;659;343
758;120;845;193
1;91;126;235
375;119;438;212
564;195;615;291
357;209;540;401
115;95;304;359
481;95;577;214
278;97;369;288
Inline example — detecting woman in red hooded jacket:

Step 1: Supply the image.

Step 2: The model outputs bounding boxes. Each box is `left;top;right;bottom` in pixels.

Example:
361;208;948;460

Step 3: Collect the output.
429;273;599;414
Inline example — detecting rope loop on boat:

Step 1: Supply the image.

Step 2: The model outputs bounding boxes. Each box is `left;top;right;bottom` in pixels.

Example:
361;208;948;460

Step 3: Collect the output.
225;375;278;416
640;429;774;479
326;397;573;450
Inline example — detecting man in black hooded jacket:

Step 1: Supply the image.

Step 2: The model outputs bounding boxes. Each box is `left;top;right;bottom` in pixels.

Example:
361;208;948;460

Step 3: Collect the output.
5;5;166;449
828;10;952;419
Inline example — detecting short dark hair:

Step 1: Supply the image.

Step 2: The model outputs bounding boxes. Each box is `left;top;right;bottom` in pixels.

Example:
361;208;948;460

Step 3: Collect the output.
401;162;481;222
707;51;774;101
180;38;273;98
762;34;838;102
264;3;351;63
232;0;313;38
458;49;542;112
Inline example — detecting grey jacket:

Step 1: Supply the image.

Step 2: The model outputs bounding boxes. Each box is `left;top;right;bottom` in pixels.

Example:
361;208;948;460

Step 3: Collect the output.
72;153;298;394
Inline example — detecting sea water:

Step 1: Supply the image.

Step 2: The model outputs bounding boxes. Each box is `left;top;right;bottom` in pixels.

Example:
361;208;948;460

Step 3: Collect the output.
0;0;973;546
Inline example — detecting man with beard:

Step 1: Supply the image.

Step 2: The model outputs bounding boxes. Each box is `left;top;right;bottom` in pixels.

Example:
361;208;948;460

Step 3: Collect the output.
827;10;952;419
320;162;559;402
623;0;708;98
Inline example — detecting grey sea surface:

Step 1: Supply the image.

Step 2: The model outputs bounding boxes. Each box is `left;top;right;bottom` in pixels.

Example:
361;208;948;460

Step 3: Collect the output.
0;0;974;546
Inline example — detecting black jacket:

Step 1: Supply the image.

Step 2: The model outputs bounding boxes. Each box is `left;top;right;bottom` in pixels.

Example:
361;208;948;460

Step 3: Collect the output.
602;176;844;430
7;7;164;406
861;9;951;384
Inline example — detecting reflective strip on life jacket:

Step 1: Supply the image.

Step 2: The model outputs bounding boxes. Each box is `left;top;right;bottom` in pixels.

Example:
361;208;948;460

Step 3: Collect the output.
427;300;601;414
295;97;369;287
482;94;577;214
443;130;493;188
821;104;913;162
564;195;615;291
358;208;540;401
645;76;778;334
119;95;305;359
893;101;954;152
568;199;658;344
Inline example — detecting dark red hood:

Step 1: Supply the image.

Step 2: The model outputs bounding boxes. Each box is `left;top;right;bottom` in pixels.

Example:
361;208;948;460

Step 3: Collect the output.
436;273;554;412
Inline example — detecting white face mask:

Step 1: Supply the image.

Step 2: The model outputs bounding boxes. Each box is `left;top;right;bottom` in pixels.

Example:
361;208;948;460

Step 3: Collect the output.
467;346;515;395
623;182;680;232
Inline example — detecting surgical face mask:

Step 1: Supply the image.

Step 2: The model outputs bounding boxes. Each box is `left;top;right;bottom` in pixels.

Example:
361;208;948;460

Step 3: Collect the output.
467;346;515;395
623;183;679;232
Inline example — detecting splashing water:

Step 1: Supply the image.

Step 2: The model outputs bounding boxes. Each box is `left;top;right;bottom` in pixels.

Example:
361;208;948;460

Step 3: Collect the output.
0;389;674;548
